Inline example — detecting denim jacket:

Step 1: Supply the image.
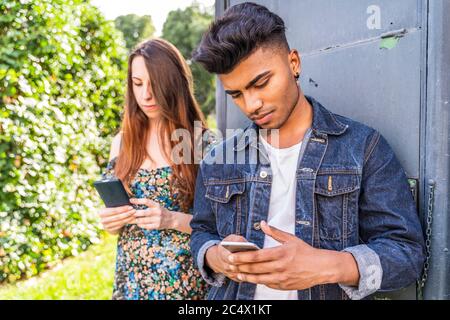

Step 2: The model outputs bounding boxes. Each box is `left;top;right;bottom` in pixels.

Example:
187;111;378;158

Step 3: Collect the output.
190;96;425;300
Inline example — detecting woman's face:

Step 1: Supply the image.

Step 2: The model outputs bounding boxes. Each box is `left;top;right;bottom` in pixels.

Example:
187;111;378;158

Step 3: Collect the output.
131;55;161;120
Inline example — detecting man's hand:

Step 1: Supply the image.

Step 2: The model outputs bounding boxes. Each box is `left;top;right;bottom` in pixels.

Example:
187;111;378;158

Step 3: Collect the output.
205;234;248;282
229;221;360;290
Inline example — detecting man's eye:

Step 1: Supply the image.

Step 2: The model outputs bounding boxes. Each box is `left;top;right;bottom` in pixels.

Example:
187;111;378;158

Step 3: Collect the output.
255;80;269;88
231;93;242;99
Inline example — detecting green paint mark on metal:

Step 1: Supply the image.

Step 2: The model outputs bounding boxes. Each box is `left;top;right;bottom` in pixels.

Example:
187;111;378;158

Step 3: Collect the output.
380;36;400;49
380;28;407;49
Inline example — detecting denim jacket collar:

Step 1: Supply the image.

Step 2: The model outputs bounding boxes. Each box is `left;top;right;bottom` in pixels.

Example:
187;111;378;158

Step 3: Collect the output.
234;95;348;151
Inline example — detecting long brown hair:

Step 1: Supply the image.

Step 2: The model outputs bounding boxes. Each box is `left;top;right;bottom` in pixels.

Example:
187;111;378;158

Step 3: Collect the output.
114;38;207;212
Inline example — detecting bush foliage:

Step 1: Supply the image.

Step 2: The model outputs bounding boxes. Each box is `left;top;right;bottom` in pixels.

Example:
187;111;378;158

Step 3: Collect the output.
114;14;155;51
0;0;127;283
162;4;216;116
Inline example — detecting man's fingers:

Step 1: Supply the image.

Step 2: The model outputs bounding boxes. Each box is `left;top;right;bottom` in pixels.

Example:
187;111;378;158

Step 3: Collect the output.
225;273;242;282
235;260;282;274
260;220;297;244
101;209;135;224
218;245;234;263
224;262;238;273
229;246;284;265
217;235;248;261
222;234;248;242
236;272;277;286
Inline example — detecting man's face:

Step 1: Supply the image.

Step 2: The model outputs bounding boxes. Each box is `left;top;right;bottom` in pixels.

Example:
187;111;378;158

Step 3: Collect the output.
219;46;300;129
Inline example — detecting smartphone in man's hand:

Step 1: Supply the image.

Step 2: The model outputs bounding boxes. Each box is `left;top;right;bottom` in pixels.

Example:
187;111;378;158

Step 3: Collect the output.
220;241;261;253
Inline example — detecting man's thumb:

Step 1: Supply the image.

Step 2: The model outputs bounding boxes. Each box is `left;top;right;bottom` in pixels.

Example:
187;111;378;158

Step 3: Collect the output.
260;220;296;244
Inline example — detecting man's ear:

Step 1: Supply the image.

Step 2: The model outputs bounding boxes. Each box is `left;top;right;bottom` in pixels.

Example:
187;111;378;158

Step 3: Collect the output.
289;49;301;76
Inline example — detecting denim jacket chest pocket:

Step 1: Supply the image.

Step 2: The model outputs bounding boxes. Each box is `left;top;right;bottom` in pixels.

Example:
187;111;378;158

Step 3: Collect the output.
314;171;361;242
205;180;246;238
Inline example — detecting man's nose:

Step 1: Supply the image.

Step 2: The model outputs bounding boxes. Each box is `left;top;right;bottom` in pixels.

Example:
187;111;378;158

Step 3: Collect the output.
244;93;263;115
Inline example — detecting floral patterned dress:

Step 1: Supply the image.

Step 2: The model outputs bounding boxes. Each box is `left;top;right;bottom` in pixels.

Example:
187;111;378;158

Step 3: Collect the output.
102;160;208;300
101;131;217;300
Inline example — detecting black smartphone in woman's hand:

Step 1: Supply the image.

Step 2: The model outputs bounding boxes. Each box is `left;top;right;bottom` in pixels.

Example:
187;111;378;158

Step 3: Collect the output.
93;178;131;208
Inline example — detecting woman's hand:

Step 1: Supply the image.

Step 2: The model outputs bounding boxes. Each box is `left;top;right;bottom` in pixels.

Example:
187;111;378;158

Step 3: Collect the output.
98;205;136;235
129;198;193;234
130;198;175;231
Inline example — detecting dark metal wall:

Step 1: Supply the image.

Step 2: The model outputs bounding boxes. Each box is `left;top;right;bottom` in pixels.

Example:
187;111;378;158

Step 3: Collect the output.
422;0;450;300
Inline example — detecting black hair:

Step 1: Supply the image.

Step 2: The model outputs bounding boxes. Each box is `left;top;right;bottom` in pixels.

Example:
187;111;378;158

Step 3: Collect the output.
192;2;289;74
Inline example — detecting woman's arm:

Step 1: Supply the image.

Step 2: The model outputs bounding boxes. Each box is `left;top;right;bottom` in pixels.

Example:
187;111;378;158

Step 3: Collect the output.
109;132;122;161
169;211;193;234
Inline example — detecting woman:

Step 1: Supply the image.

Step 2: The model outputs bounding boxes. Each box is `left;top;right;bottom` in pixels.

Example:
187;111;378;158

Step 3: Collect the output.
99;38;216;300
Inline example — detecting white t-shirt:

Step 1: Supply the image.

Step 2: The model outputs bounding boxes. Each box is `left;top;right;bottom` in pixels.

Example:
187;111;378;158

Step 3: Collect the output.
253;135;302;300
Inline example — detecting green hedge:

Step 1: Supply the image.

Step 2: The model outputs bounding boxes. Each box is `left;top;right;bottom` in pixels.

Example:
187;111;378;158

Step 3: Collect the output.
0;0;127;283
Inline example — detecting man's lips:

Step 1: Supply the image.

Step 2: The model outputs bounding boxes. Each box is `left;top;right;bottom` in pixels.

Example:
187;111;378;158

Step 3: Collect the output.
252;111;274;125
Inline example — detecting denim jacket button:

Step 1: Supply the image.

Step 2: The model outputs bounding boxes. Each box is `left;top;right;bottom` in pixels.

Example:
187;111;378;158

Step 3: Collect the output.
253;222;261;230
259;171;268;178
296;220;311;226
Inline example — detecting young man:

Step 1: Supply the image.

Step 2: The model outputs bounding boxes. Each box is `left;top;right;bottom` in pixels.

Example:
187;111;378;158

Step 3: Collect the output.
190;2;425;300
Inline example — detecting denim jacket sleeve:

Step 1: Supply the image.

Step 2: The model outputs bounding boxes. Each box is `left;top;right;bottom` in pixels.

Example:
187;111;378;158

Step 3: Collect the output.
190;164;226;287
339;131;425;299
